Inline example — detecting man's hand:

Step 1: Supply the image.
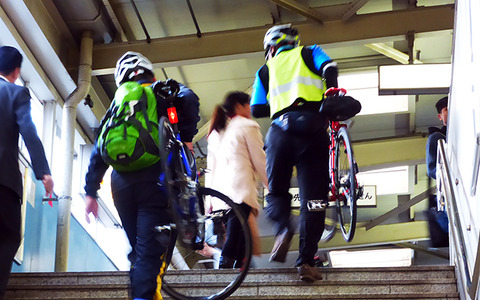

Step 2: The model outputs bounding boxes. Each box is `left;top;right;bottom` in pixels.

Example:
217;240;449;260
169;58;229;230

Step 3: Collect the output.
42;174;54;195
85;195;99;224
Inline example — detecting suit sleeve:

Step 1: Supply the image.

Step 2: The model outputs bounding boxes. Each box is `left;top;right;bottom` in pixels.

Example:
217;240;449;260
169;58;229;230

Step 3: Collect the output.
15;87;51;180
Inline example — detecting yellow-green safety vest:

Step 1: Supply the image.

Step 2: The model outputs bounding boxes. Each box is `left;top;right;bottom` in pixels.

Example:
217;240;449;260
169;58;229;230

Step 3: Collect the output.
266;46;327;118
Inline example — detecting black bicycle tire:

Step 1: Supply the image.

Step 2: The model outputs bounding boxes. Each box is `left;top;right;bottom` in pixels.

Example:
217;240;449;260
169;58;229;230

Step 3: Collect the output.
162;187;252;300
334;126;357;242
159;116;198;250
158;116;174;177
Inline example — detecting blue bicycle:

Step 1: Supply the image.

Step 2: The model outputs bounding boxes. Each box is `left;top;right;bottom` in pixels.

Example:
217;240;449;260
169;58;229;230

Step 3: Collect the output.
155;80;252;300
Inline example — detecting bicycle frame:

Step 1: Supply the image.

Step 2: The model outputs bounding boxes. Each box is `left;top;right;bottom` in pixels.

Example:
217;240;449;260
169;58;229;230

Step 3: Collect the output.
166;103;195;179
161;96;204;247
328;120;348;202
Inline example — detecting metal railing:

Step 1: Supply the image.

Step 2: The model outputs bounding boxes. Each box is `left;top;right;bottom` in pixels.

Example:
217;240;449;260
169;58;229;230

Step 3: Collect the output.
438;139;480;299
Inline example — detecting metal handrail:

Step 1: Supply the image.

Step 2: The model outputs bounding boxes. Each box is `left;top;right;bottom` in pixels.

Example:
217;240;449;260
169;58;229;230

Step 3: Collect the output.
438;139;480;299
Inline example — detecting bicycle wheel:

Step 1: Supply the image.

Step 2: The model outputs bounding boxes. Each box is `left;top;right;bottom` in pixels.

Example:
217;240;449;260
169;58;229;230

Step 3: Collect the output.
334;126;357;242
162;187;252;300
158;116;175;177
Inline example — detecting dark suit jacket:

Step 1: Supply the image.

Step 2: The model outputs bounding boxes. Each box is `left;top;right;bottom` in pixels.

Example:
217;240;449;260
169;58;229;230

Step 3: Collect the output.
0;77;50;199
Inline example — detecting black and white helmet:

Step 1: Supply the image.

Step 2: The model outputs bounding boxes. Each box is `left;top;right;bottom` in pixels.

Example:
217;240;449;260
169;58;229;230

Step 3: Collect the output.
263;24;299;51
114;51;153;87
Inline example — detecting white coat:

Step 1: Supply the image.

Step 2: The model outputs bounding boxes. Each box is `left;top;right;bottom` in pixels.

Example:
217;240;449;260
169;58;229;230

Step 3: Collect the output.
205;115;268;215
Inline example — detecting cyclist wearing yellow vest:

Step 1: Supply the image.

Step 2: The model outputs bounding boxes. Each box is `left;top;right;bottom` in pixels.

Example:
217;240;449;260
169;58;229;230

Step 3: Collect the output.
251;24;338;282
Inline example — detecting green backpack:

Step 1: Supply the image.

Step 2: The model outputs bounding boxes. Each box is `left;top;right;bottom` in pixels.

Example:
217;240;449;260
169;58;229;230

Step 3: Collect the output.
97;81;160;172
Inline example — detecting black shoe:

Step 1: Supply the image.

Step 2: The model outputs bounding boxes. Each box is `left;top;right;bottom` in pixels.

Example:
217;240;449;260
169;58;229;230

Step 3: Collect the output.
270;229;294;263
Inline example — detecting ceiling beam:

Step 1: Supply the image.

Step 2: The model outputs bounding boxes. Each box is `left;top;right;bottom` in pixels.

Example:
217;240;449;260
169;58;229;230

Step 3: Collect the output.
101;0;128;42
365;42;423;64
0;4;61;104
342;0;370;21
1;0;79;98
268;0;323;24
267;2;282;24
90;4;454;75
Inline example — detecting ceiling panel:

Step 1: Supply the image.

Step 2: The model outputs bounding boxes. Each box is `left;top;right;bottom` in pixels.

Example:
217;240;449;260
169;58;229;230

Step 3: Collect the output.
10;0;456;144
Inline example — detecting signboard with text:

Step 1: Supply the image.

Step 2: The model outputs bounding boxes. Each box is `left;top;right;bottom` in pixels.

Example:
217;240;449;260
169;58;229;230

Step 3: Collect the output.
357;185;377;206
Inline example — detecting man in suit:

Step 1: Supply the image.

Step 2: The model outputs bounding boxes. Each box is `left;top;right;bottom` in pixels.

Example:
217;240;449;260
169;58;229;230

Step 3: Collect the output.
0;46;54;299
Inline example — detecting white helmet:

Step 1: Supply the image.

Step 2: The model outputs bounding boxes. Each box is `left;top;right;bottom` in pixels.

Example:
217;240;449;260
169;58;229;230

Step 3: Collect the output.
114;51;153;87
263;24;299;51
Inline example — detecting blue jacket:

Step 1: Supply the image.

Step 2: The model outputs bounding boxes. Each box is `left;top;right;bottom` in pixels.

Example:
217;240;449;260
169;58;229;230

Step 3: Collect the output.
84;81;200;197
0;77;51;198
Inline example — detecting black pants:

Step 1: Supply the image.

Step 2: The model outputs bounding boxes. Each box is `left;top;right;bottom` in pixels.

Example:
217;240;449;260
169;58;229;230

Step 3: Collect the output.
0;185;21;299
221;203;251;264
264;115;329;267
112;181;172;300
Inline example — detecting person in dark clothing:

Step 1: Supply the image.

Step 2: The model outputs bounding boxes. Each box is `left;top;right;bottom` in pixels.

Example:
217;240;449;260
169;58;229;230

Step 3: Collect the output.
84;51;200;300
425;96;449;248
0;46;54;299
250;24;339;282
426;96;448;180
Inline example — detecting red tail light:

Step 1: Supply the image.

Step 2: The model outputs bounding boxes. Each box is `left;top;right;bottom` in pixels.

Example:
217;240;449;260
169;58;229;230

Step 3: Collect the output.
167;107;178;124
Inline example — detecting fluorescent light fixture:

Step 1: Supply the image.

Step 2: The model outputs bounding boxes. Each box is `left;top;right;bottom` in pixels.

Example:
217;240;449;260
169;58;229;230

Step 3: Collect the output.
329;248;413;268
379;64;451;95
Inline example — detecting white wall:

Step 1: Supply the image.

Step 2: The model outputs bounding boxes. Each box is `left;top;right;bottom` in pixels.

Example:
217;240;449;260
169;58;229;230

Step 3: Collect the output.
447;0;480;290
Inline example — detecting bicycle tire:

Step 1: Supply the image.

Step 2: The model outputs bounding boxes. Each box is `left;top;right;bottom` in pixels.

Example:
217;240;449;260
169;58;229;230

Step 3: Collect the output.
162;187;252;300
334;126;357;242
158;116;175;177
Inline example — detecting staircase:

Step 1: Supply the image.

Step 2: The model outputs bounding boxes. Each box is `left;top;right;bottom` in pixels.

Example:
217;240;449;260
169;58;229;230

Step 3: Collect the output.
5;266;458;299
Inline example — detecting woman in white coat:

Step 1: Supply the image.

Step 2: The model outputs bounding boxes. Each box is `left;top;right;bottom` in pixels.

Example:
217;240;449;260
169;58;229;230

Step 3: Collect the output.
206;91;268;269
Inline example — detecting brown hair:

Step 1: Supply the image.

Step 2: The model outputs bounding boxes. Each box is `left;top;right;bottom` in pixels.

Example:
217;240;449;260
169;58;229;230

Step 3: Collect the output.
208;91;250;136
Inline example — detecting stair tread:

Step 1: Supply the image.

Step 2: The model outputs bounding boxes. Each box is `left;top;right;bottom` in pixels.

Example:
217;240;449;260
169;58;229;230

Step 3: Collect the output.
9;265;455;276
7;278;456;287
6;265;458;299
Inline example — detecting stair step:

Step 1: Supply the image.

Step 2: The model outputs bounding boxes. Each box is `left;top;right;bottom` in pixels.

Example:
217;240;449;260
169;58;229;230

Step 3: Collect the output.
5;266;458;299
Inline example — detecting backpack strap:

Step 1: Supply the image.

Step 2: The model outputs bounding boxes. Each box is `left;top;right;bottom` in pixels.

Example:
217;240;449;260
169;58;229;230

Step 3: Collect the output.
126;92;159;156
